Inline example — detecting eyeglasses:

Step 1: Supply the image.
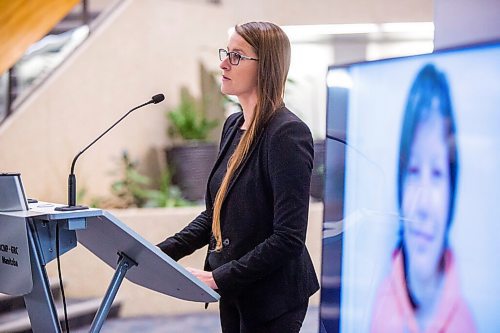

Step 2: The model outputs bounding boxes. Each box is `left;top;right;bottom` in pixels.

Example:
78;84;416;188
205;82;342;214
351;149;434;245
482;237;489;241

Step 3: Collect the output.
219;49;258;66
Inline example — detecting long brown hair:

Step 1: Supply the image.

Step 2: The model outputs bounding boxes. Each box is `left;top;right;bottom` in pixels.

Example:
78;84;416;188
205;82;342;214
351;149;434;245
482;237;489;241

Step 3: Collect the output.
211;22;291;251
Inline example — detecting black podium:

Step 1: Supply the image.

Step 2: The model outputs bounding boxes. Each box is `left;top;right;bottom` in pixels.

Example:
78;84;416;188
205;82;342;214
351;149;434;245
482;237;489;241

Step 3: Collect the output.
0;202;220;333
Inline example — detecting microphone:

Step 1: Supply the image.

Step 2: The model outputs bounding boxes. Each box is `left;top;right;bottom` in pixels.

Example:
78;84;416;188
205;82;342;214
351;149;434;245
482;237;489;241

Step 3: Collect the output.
151;94;165;104
55;94;165;211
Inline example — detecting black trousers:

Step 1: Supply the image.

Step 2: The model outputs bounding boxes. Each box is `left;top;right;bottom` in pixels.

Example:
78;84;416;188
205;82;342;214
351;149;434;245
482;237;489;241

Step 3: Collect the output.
219;298;309;333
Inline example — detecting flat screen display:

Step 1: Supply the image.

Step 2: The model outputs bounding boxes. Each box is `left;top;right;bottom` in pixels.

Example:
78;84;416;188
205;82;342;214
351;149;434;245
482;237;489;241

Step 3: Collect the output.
320;41;500;333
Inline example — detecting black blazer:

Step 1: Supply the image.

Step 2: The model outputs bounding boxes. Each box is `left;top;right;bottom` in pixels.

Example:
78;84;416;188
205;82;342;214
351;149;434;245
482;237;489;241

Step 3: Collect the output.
158;107;320;324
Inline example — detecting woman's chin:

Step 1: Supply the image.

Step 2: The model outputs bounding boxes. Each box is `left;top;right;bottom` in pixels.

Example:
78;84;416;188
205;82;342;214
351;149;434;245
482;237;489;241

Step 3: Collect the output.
409;255;440;280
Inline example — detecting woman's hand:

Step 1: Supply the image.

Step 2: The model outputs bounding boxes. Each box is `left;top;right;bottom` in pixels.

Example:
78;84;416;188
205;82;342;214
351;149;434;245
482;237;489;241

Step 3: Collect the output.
186;267;218;290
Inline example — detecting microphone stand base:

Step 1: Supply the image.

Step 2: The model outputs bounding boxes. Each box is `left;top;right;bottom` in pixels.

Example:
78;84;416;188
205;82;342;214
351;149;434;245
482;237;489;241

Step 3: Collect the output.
54;205;89;211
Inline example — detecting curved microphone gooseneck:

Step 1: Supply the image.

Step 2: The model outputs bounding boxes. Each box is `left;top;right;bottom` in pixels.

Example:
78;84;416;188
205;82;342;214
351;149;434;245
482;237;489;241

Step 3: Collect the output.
56;94;165;211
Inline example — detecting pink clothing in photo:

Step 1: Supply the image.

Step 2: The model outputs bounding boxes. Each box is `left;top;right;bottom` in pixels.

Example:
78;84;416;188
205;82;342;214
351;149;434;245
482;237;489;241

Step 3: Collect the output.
370;250;476;333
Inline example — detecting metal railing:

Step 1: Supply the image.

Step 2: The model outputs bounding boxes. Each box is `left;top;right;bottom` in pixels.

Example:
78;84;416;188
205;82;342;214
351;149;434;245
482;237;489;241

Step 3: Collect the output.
0;0;100;125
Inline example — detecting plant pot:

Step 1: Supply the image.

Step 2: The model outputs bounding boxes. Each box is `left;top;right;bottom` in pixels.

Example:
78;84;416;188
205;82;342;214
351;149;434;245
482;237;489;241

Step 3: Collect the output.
310;139;325;200
166;142;218;202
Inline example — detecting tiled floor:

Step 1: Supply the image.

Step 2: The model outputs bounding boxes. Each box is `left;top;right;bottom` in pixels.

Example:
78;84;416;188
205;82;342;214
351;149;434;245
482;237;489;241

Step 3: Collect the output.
75;306;319;333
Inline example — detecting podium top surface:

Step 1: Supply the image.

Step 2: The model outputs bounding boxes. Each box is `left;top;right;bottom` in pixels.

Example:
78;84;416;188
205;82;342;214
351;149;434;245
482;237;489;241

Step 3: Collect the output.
76;211;220;303
1;202;103;220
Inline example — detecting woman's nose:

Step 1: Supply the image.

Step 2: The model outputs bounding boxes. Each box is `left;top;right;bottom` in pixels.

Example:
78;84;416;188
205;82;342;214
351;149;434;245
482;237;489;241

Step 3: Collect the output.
414;184;432;221
219;56;230;70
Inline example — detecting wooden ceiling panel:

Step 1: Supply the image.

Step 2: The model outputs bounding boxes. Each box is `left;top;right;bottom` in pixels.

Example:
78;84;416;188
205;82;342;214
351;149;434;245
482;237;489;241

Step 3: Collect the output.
0;0;80;74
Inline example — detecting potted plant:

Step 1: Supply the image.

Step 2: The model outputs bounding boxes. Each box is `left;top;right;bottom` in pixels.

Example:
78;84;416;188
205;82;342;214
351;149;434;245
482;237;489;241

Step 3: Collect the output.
310;139;325;201
166;63;225;202
165;87;218;201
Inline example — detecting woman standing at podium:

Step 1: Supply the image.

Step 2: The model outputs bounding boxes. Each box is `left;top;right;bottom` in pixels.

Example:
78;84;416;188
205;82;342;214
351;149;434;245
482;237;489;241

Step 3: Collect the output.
158;21;319;333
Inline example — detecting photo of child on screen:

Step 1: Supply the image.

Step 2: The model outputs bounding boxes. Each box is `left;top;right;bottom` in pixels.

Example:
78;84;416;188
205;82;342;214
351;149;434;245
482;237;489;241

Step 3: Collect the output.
370;64;476;333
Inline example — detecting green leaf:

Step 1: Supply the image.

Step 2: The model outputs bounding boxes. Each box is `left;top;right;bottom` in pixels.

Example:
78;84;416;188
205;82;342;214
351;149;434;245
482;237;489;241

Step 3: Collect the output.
167;87;219;141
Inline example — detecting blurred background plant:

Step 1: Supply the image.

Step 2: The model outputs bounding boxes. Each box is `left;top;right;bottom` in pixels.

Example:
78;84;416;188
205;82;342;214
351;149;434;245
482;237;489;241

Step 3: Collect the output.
167;86;218;142
90;151;191;208
164;62;226;202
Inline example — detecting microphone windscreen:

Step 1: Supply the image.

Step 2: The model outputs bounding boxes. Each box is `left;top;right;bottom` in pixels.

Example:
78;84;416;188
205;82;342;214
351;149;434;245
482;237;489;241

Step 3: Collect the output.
152;94;165;104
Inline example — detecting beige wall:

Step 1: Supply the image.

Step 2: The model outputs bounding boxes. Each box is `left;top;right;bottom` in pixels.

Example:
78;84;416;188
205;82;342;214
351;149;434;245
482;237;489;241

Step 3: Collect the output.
46;202;324;316
0;0;431;203
434;0;500;49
